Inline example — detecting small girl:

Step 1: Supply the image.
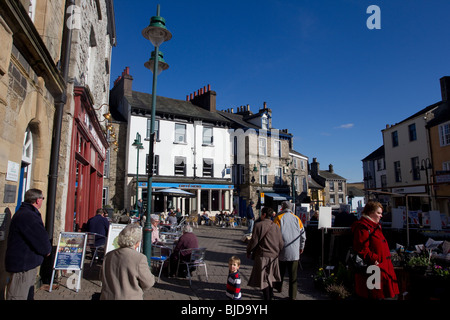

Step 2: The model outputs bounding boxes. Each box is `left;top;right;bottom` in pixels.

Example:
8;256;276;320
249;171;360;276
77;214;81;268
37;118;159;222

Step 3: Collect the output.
226;256;242;300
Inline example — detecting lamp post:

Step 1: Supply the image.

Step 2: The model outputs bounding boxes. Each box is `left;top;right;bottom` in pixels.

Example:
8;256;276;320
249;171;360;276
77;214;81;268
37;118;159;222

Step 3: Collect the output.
142;4;172;263
132;133;144;218
420;158;433;211
290;168;296;205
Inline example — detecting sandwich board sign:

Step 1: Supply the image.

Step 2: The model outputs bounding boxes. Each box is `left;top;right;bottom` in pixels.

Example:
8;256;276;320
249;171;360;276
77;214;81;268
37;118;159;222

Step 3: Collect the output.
49;232;87;292
105;223;142;254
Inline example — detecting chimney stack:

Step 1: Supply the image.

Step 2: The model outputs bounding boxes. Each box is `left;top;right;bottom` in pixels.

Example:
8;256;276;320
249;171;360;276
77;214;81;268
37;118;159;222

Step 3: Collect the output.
440;76;450;101
188;84;216;112
311;158;320;177
329;164;334;173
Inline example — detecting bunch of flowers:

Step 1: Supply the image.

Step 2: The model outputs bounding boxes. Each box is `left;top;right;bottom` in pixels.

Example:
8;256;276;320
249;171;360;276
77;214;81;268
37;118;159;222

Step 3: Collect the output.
313;267;336;290
432;264;450;280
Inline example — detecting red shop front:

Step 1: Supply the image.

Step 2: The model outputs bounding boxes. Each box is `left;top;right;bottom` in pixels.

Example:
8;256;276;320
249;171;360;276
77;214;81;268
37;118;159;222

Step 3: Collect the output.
65;87;109;231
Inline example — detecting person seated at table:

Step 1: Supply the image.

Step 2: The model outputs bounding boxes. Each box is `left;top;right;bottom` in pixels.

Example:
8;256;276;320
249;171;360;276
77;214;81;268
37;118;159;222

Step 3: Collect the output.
150;214;160;244
216;211;225;226
166;210;177;225
200;209;210;226
169;225;199;277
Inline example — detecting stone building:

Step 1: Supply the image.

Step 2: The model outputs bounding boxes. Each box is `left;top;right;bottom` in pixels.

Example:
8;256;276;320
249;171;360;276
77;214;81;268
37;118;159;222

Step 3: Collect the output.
0;0;115;295
109;69;233;216
309;158;347;209
425;80;450;216
56;0;116;234
219;103;306;217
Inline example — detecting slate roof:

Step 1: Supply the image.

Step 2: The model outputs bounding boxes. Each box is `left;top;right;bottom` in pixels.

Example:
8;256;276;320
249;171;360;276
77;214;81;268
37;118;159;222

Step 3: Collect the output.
318;170;346;181
126;91;231;125
216;110;260;129
361;145;384;161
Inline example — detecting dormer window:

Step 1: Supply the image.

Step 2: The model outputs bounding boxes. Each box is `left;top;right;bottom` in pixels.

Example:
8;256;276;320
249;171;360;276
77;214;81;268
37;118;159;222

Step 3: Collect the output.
262;116;268;130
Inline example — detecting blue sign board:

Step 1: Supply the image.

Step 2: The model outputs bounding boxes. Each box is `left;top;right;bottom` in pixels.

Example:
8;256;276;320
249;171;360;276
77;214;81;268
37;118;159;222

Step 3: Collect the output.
138;182;233;189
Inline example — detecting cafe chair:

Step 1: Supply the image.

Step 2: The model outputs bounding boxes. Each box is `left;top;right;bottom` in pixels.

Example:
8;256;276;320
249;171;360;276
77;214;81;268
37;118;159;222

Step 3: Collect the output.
178;247;208;285
186;215;198;228
151;244;172;282
86;232;106;267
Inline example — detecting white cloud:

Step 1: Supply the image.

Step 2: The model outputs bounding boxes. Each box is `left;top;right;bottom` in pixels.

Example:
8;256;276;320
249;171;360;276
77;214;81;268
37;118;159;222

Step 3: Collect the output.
335;123;354;129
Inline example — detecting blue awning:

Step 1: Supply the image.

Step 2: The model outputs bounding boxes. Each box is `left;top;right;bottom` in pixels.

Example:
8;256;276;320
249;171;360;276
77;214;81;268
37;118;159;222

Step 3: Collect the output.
264;193;292;201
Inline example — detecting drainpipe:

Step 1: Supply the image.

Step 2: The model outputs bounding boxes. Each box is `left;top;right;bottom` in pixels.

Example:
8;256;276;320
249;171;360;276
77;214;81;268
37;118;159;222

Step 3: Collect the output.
45;0;74;239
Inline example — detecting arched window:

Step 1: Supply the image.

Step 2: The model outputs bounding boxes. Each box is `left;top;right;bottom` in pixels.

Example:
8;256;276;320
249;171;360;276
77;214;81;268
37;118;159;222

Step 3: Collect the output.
17;127;33;208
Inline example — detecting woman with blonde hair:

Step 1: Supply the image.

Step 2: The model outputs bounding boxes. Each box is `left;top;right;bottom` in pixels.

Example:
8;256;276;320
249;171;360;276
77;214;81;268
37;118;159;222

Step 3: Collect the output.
351;201;399;299
100;224;155;300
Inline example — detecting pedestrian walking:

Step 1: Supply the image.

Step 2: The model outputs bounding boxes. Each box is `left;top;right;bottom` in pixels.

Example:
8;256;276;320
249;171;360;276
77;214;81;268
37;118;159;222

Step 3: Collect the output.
246;201;255;234
247;207;284;300
273;201;306;300
351;201;399;299
226;256;242;300
5;189;52;300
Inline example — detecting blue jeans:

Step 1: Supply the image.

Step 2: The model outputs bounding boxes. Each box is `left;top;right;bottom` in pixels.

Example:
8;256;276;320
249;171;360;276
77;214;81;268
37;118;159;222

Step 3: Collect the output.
247;218;254;234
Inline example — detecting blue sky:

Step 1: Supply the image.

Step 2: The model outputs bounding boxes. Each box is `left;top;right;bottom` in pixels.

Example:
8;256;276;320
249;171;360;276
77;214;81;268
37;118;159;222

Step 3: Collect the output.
110;0;450;183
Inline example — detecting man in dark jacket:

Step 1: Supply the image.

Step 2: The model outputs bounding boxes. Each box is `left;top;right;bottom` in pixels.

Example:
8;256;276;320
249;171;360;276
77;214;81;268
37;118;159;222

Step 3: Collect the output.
246;201;255;234
5;189;52;300
86;208;110;246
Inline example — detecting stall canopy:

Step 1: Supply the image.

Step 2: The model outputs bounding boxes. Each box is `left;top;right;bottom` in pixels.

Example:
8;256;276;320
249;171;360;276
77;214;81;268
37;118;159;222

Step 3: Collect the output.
264;193;292;201
153;188;196;198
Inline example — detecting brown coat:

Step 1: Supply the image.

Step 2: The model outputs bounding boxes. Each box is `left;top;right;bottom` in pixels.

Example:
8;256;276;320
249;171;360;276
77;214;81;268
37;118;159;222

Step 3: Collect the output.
100;247;155;300
247;219;284;289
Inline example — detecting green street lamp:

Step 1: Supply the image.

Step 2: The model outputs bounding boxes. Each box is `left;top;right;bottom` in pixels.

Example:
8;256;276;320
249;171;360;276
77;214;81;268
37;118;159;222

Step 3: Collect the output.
132;133;144;218
142;4;171;264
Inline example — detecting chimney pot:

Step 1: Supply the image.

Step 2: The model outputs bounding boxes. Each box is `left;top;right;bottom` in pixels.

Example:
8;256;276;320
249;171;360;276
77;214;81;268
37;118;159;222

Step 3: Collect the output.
208;84;211;91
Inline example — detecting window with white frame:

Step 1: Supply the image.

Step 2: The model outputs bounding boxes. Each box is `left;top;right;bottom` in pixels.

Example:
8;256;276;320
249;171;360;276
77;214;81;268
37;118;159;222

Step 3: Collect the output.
146;119;159;140
202;127;213;145
330;195;335;204
329;181;335;192
174;157;186;176
260;165;268;184
275;167;282;185
439;122;450;146
102;187;109;207
175;123;186;143
274;140;281;157
262;116;268;130
443;161;450;171
203;158;214;177
259;137;267;156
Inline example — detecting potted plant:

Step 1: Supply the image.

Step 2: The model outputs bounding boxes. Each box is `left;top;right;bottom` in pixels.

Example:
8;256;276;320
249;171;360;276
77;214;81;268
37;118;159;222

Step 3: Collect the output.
325;283;351;300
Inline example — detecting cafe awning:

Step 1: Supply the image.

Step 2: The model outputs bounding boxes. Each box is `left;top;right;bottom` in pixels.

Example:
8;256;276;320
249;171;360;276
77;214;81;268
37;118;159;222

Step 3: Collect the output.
264;193;292;201
153;188;196;198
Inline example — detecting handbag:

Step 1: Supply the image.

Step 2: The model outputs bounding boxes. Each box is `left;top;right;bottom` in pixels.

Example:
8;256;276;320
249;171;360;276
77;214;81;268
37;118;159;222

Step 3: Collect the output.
346;225;378;273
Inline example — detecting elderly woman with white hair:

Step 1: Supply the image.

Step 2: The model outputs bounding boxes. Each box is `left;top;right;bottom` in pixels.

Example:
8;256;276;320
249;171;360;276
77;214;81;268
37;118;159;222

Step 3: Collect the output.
169;225;199;277
100;224;155;300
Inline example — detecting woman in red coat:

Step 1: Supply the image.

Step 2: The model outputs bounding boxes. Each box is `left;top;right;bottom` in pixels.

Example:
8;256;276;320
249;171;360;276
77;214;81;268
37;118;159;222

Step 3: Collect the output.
351;201;399;299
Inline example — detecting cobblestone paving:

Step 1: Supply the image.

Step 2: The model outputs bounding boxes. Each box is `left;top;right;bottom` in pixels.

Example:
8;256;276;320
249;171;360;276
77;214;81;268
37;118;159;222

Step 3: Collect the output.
35;224;329;301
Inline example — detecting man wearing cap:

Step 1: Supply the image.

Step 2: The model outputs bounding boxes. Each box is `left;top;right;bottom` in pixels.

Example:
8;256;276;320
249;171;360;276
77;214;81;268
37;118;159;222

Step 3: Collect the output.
273;201;306;300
